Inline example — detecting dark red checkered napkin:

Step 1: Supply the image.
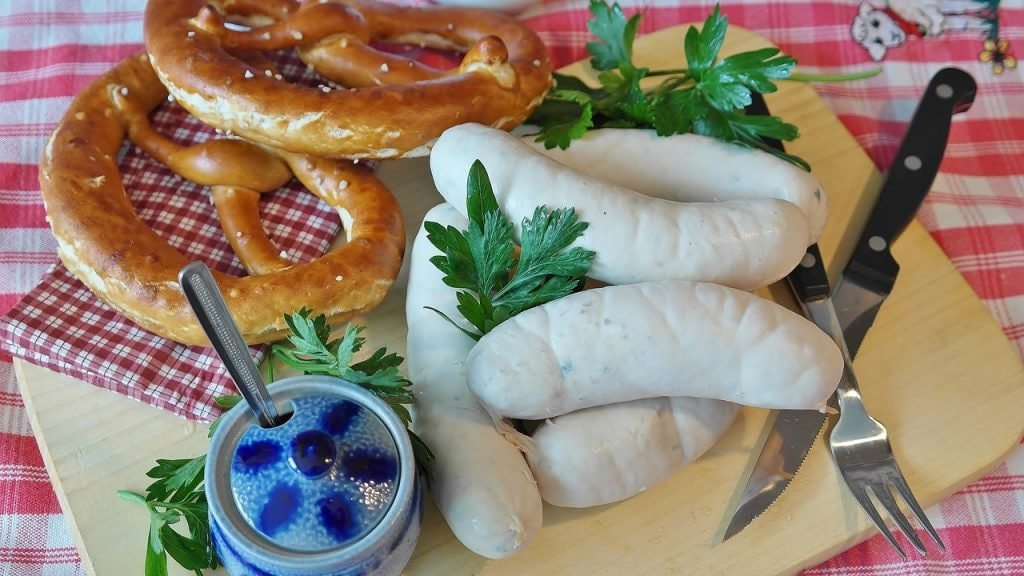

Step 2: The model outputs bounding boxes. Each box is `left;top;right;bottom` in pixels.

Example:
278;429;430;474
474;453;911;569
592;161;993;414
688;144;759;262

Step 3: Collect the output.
0;52;341;423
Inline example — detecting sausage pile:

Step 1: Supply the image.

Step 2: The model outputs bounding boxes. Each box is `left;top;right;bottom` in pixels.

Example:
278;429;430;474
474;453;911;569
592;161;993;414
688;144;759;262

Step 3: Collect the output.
405;123;844;557
40;0;552;345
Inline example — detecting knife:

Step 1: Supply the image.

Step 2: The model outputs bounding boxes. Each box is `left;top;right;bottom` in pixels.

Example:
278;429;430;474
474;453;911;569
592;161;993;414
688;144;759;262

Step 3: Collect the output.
834;67;976;356
723;67;976;541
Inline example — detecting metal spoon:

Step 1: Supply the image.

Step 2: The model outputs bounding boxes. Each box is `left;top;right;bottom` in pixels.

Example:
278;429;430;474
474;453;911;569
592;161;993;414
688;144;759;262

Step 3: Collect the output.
178;261;280;427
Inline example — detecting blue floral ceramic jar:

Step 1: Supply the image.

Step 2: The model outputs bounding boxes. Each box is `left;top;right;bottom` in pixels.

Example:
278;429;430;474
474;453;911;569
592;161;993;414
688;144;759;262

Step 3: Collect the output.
206;375;421;576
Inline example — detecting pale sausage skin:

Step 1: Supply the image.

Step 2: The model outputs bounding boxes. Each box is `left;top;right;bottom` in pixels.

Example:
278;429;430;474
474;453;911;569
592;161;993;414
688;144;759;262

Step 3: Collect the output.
410;209;742;516
430;123;810;292
526;128;829;243
525;396;740;508
467;280;843;419
406;203;543;559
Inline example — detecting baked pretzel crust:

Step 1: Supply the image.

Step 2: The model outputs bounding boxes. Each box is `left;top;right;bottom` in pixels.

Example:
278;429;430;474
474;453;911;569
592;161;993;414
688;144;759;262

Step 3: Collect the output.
144;0;553;159
40;52;406;346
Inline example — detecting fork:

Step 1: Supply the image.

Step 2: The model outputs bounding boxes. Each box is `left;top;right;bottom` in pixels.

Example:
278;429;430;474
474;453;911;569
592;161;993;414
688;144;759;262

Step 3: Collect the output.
828;344;945;557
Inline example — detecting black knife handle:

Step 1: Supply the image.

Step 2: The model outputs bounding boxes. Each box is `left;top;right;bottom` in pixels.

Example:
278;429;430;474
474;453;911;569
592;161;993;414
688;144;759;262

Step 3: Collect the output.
747;94;830;303
845;67;976;294
787;243;830;302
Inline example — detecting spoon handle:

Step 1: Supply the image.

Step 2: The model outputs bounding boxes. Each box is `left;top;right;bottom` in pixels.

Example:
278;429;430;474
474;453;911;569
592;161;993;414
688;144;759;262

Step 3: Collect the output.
178;262;280;427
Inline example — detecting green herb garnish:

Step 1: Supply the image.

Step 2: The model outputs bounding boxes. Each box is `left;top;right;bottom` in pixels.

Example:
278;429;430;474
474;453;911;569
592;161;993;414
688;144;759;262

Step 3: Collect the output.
119;311;429;576
117;457;216;576
529;0;810;170
425;159;595;339
271;308;433;477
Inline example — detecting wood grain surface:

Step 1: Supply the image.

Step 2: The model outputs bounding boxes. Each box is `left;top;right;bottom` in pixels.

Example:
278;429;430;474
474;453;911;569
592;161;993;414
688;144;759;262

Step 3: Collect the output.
17;24;1024;576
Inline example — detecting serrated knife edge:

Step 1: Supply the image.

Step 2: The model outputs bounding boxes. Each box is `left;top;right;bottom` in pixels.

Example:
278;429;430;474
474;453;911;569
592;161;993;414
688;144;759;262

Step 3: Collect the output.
722;408;827;540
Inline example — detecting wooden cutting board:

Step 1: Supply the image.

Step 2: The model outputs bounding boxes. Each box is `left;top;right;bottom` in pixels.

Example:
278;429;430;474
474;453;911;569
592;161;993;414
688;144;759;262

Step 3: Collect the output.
16;24;1024;576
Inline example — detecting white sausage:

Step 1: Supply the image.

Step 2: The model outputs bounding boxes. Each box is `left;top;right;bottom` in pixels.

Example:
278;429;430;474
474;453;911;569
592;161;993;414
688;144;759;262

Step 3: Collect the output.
406;203;543;558
524;397;740;508
525;128;828;242
466;279;843;419
430;123;810;291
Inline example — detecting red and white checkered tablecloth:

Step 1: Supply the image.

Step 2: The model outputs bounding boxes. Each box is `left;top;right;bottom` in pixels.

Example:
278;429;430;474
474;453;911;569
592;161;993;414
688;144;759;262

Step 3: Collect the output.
1;0;1022;575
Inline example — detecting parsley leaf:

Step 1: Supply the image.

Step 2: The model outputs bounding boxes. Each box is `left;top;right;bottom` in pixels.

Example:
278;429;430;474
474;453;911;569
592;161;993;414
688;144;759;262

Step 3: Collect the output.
652;88;705;135
684;4;727;73
586;0;641;71
618;71;655;124
716;47;797;91
117;455;218;576
697;46;796;110
692;107;809;170
426;160;595;339
529;1;810;170
528;89;595;149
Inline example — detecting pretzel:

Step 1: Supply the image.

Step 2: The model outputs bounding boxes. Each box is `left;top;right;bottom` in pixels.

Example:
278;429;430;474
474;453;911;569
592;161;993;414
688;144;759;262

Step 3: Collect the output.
40;52;405;346
143;0;553;159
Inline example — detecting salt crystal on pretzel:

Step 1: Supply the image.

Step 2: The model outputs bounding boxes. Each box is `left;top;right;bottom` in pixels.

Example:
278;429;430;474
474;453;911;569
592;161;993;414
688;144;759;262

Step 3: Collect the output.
40;52;406;346
144;0;553;159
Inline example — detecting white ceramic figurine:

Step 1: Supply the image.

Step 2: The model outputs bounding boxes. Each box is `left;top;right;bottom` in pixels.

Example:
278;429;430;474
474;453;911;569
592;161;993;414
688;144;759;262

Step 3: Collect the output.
852;0;992;60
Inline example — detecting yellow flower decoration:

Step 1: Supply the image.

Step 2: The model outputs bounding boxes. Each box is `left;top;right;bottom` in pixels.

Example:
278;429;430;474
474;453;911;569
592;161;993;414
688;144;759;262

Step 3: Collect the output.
979;38;1017;75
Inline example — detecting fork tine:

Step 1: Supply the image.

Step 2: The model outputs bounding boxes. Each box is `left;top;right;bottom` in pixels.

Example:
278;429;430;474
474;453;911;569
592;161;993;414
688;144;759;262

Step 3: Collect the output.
873;481;927;555
846;480;906;559
890;473;946;550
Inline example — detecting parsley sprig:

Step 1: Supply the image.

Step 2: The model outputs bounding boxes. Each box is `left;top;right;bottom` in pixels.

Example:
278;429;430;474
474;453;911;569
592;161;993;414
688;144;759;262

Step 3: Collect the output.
118;310;430;576
118;457;216;576
425;160;595;339
271;309;434;475
529;0;810;170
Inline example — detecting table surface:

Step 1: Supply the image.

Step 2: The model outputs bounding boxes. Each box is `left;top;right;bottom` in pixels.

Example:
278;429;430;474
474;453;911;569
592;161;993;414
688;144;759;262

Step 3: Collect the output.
2;1;1023;576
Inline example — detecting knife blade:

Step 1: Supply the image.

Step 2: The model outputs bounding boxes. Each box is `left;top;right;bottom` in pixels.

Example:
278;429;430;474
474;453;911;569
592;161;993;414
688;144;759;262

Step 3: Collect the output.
722;67;976;541
723;245;833;541
723;94;829;541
